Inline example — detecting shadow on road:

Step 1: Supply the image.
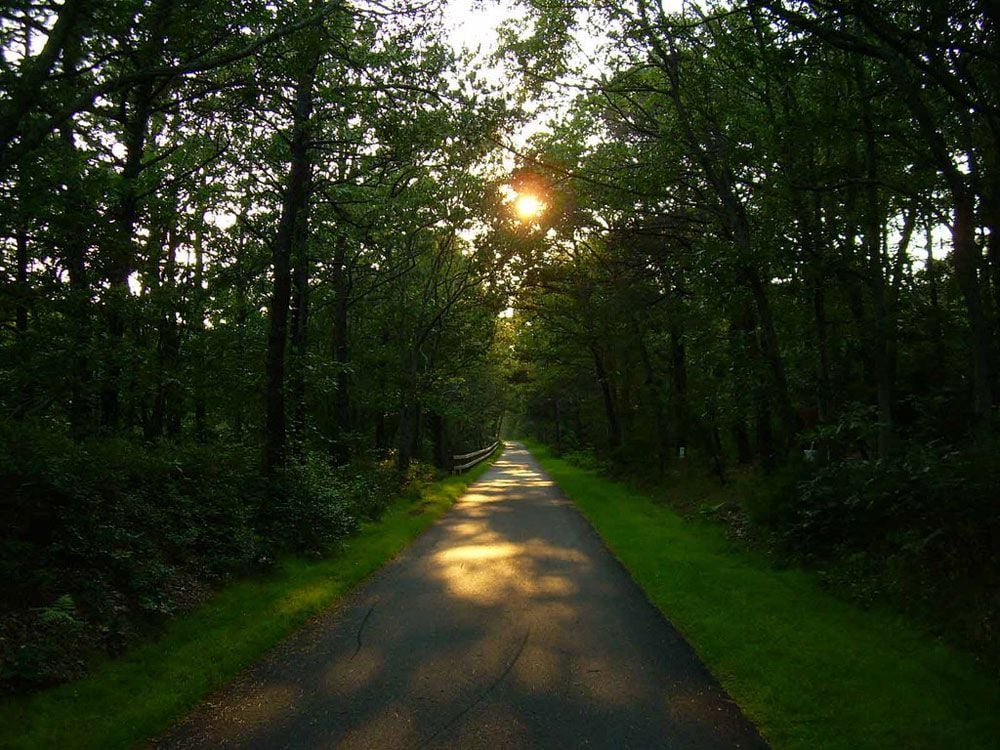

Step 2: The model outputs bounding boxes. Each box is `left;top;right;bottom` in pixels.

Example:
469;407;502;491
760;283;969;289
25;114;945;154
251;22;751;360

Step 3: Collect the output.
155;443;767;750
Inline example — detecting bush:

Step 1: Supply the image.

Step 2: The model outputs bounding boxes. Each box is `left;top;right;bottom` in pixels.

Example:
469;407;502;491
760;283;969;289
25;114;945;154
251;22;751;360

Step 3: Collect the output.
0;424;404;693
559;448;614;473
751;440;1000;664
274;454;358;555
0;423;270;691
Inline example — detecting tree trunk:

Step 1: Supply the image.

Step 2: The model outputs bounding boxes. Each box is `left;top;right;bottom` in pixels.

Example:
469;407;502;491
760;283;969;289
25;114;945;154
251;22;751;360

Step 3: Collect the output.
670;324;688;456
374;411;387;453
986;165;1000;330
99;0;174;431
741;265;798;447
734;303;776;468
288;193;311;461
101;81;154;431
592;346;622;450
187;221;206;441
330;237;351;465
148;224;180;439
263;57;317;481
892;62;995;420
397;402;419;474
733;420;753;465
58;115;92;437
553;397;562;449
755;396;775;470
11;213;31;417
429;412;449;470
953;191;994;420
858;80;894;457
396;351;420;473
15;223;28;336
812;280;833;423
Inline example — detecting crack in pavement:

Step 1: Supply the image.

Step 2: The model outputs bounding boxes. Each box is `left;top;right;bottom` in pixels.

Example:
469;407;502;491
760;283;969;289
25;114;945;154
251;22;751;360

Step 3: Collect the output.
418;629;531;749
351;604;375;660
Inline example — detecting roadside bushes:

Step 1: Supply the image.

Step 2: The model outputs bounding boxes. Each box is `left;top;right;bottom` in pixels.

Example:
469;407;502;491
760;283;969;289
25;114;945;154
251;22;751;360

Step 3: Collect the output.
274;453;402;554
0;422;402;693
750;441;1000;666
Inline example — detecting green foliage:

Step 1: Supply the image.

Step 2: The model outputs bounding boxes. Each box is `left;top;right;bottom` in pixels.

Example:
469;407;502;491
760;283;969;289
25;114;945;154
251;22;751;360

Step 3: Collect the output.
0;422;409;693
510;0;1000;680
764;442;1000;662
272;456;359;555
1;596;84;691
0;422;259;690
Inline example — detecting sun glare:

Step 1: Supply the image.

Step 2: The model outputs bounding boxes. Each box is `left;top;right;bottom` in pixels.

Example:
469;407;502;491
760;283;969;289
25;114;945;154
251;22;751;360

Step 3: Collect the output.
514;193;545;221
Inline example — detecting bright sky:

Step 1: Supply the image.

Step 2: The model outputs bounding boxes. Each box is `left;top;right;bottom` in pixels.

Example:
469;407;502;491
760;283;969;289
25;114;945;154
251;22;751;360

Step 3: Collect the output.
444;0;526;56
441;1;685;147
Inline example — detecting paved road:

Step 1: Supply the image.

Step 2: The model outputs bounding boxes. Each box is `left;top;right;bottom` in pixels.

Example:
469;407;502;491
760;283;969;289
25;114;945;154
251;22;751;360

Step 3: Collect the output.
156;443;767;749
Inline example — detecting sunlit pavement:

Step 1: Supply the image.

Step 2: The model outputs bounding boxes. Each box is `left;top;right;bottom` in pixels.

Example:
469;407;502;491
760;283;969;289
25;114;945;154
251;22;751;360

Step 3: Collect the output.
155;443;768;749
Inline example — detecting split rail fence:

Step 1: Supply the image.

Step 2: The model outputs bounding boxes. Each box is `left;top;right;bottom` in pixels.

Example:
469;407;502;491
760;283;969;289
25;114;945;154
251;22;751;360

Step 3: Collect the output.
451;440;500;473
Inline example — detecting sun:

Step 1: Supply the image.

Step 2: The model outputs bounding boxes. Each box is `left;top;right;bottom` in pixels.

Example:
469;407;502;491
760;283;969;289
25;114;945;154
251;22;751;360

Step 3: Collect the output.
513;193;545;221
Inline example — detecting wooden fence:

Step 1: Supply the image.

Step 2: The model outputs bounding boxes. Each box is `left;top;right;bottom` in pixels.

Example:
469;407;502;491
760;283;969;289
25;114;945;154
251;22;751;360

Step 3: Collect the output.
451;440;500;473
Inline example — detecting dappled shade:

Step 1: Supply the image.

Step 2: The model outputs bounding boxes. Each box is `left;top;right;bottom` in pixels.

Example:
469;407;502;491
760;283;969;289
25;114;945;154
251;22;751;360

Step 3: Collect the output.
156;445;766;749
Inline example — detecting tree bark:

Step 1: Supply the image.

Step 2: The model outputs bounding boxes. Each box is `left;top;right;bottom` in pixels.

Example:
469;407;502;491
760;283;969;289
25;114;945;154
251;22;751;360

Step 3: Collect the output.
858;74;894;457
192;222;207;441
97;0;175;430
11;212;31;417
288;191;311;461
0;0;88;163
553;397;562;449
100;78;155;431
57;74;92;438
330;237;351;465
263;56;317;480
952;190;994;420
741;265;798;447
396;350;420;473
148;224;179;439
670;324;688;456
592;346;622;450
15;223;28;336
429;412;449;470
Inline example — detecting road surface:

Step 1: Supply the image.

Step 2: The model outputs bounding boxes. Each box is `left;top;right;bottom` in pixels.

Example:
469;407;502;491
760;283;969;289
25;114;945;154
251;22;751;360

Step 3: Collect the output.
156;443;767;749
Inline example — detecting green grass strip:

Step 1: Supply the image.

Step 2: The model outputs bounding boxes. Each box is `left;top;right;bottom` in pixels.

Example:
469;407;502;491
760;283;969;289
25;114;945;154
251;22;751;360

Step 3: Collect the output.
0;452;500;750
523;439;1000;750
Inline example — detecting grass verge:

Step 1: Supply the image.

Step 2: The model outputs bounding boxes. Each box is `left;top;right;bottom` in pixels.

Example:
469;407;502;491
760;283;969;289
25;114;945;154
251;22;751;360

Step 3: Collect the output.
523;439;999;750
0;451;501;750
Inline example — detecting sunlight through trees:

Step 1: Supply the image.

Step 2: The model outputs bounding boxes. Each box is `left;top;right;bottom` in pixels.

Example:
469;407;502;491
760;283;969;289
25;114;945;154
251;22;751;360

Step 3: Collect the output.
0;0;997;703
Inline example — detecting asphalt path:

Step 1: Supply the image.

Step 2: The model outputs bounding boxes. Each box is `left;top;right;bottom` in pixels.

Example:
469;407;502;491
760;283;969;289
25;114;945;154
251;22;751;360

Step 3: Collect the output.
156;443;768;749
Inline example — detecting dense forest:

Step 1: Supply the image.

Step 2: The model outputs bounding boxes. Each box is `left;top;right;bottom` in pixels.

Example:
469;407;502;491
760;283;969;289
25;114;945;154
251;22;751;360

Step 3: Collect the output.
1;0;998;696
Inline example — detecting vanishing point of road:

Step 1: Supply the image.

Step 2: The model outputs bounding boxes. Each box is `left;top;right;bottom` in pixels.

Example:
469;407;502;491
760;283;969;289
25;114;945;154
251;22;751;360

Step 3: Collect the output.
156;443;768;749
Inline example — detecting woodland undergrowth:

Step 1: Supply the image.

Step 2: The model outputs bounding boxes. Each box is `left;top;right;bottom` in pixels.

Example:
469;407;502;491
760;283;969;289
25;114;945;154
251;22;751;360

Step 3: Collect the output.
0;421;414;694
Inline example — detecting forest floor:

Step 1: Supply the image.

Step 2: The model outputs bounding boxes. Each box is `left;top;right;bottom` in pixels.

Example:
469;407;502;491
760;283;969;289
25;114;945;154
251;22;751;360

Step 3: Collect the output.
153;442;764;749
523;439;1000;750
0;455;500;750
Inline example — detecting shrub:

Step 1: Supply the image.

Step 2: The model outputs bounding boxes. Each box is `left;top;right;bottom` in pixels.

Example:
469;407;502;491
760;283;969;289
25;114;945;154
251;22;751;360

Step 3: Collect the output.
274;454;359;555
752;439;1000;664
0;424;401;693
